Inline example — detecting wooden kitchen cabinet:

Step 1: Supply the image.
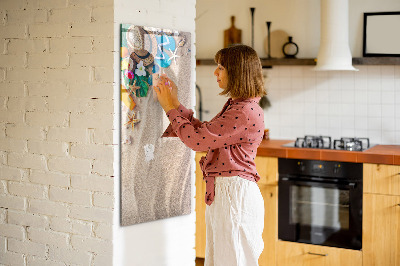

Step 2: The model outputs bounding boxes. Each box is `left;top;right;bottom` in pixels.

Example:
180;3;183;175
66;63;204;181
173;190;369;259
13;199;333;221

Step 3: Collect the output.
255;156;278;186
259;184;278;266
195;152;207;258
363;193;400;266
195;154;279;265
364;163;400;196
363;163;400;266
276;240;362;266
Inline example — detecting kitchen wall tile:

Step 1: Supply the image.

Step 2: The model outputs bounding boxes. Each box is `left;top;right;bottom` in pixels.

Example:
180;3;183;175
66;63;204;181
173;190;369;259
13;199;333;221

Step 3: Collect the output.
279;126;294;138
342;117;355;129
381;131;396;144
303;67;316;78
195;65;400;144
396;105;400;117
319;127;332;136
316;70;329;79
381;104;395;118
279;78;291;90
316;103;330;115
382;78;395;91
355;104;368;117
291;67;303;78
381;65;395;77
394;66;400;78
328;87;341;103
328;71;342;81
395;86;400;104
304;102;316;115
382;117;396;131
382;90;395;104
355;117;368;130
316;115;330;128
280;114;292;127
341;89;354;104
367;104;381;118
341;71;355;82
292;77;304;90
367;91;381;105
395;119;400;131
367;65;381;76
341;104;355;116
341;128;355;137
382;130;396;144
368;117;381;131
367;76;381;91
329;103;342;116
292;114;305;127
355;128;368;138
316;89;329;103
396;131;400;144
304;88;316;103
367;129;382;143
329;116;342;129
354;90;368;104
278;67;292;78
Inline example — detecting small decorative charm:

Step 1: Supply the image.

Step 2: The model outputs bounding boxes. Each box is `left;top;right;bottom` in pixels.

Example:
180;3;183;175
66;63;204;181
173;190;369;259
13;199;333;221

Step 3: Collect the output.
282;36;299;58
124;135;133;145
124;111;141;131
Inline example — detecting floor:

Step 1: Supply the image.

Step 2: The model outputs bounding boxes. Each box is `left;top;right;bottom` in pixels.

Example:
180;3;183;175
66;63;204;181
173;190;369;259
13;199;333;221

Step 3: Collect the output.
195;257;205;266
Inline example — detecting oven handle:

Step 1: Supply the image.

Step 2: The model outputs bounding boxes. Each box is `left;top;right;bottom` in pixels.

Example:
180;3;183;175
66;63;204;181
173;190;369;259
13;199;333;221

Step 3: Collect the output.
280;177;357;189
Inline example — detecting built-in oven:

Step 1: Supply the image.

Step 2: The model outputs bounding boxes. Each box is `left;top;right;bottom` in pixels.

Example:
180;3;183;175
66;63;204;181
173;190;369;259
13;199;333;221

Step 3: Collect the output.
278;158;363;250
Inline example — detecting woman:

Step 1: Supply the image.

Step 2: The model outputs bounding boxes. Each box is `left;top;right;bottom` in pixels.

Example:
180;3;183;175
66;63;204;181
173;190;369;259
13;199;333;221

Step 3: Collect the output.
153;44;266;266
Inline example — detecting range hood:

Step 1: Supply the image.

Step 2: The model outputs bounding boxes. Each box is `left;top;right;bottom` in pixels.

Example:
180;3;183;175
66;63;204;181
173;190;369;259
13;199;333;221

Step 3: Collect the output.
314;0;358;71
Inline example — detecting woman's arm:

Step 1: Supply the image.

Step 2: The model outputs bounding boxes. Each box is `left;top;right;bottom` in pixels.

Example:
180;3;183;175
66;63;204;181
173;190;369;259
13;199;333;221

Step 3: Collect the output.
154;75;250;151
165;106;248;151
154;75;202;137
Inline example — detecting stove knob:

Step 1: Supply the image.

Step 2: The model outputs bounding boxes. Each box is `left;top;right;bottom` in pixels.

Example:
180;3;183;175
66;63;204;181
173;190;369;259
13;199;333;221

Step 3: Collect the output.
298;161;305;171
334;164;341;174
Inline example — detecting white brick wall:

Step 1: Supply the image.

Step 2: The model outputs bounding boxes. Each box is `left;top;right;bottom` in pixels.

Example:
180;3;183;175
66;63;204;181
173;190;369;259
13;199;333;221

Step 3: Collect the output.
0;0;114;265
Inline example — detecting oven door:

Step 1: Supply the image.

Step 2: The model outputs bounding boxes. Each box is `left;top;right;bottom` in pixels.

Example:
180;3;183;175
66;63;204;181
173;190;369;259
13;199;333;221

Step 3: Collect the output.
278;176;362;250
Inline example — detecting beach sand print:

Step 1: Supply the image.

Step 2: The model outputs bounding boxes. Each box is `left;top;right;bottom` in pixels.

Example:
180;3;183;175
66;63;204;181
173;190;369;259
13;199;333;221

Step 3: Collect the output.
120;24;192;226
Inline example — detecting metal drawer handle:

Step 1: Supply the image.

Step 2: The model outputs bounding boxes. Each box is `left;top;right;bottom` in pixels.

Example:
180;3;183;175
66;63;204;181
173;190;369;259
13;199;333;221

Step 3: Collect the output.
307;252;328;256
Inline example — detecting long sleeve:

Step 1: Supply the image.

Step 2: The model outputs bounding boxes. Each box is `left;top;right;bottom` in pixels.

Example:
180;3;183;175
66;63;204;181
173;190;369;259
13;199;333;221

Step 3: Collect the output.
161;103;202;137
165;105;249;152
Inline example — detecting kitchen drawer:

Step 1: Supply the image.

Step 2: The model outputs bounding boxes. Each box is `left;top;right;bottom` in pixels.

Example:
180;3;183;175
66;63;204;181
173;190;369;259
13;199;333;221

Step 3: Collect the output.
276;240;362;266
364;164;400;196
255;156;278;186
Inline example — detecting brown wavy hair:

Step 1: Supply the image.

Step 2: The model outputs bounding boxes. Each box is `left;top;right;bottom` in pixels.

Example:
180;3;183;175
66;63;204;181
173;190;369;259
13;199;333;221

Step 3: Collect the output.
214;44;266;99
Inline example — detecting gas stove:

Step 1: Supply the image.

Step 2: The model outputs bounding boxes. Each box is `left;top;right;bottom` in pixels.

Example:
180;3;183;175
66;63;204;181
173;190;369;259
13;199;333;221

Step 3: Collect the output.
283;135;373;151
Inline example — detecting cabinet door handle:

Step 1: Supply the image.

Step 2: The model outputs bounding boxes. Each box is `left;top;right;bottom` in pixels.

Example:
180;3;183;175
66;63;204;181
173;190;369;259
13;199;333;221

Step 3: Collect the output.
397;204;400;207
307;252;328;256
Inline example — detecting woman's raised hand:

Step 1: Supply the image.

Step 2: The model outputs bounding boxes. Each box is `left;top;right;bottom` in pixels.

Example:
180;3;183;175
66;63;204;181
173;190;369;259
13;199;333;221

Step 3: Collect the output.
159;74;180;108
152;74;176;113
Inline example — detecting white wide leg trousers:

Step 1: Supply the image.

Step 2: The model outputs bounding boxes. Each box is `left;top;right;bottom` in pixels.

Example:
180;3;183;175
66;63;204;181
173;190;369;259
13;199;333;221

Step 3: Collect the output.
205;176;265;266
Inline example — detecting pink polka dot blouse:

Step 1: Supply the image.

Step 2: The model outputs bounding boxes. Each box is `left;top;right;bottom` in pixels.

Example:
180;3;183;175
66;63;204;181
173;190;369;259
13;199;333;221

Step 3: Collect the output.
162;97;265;205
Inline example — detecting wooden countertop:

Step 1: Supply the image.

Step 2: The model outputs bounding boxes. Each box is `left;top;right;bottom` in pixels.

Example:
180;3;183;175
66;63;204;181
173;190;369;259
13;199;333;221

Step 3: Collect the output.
256;139;400;165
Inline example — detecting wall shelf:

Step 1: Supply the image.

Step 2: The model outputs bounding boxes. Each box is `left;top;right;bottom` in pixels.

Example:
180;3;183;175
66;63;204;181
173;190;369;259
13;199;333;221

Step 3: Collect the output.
196;57;400;67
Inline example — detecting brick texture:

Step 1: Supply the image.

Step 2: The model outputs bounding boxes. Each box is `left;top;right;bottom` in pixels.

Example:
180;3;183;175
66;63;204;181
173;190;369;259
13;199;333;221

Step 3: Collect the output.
0;1;114;264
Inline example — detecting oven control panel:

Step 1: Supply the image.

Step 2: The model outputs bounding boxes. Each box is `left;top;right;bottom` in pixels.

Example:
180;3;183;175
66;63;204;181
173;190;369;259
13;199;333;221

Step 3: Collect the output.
281;158;362;180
